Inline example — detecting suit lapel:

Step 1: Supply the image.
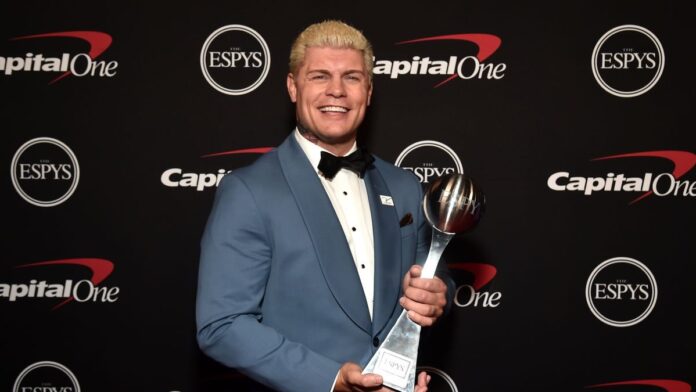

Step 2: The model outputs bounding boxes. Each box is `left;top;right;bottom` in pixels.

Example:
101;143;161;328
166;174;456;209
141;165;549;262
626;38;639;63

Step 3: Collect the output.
278;135;372;334
364;164;402;336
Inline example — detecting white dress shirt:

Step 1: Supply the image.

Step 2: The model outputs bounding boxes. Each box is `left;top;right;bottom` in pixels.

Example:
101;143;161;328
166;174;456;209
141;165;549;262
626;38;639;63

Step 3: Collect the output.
294;128;376;319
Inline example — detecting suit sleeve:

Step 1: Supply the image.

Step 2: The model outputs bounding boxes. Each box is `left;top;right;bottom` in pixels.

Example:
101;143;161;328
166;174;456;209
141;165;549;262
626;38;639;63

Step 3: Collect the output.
196;174;341;392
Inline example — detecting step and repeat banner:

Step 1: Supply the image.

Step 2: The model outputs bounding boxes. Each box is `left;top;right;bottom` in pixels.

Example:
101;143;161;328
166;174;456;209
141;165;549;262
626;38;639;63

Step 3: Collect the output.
2;1;694;391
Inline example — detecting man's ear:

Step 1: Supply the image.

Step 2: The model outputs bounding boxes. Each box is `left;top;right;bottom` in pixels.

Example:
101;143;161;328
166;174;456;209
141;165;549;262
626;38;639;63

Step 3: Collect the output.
287;73;297;103
367;81;373;106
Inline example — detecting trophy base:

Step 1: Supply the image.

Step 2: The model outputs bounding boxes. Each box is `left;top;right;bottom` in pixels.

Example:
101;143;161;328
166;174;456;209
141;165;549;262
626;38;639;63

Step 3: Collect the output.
363;309;421;391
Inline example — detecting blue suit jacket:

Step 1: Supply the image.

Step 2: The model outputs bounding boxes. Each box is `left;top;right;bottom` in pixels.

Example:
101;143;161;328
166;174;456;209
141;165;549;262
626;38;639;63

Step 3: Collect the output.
196;134;450;391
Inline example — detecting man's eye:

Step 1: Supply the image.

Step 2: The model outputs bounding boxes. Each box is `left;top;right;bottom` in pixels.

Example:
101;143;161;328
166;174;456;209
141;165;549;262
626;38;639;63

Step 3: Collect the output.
309;74;328;81
345;75;361;81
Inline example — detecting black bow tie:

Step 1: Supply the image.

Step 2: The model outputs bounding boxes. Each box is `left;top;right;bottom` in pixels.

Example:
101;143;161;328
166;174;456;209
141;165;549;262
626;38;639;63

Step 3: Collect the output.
318;148;374;179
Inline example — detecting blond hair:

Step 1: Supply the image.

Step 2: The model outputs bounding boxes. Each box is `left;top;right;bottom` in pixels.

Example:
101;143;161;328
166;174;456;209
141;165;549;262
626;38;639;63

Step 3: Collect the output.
289;20;373;80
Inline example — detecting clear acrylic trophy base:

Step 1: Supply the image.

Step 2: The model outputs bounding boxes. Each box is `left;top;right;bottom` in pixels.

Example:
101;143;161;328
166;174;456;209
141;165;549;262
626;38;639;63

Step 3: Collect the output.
362;309;420;391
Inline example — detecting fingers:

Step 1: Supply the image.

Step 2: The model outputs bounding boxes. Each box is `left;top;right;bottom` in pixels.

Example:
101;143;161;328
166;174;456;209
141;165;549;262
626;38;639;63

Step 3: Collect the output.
335;362;383;391
354;373;383;389
401;294;445;326
402;265;424;288
404;266;443;291
400;268;447;326
404;266;447;291
415;371;431;392
401;288;445;311
400;299;441;326
403;276;446;305
409;264;423;279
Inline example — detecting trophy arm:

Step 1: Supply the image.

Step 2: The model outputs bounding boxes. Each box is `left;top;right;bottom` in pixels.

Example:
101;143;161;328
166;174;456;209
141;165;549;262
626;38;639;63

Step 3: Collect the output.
420;229;454;279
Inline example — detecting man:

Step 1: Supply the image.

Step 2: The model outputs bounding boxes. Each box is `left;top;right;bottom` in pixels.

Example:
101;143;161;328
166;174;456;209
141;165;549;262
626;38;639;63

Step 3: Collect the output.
197;20;454;391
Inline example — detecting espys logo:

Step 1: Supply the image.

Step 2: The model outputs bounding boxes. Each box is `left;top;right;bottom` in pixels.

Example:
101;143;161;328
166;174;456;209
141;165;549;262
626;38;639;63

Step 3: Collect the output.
200;25;270;95
161;147;272;191
1;258;119;310
1;31;117;83
450;263;501;309
14;361;80;392
374;33;505;87
591;25;665;97
547;150;696;204
11;137;80;207
395;140;463;184
586;257;657;327
587;379;691;392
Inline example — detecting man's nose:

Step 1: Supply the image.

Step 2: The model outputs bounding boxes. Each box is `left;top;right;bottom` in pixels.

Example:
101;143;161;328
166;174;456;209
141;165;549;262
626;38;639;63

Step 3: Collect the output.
326;76;346;97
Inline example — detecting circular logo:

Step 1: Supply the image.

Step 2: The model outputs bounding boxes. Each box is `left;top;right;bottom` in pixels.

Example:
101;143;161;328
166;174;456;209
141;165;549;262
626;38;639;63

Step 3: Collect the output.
416;367;458;392
200;24;270;95
13;361;80;392
585;257;658;327
591;25;665;98
11;137;80;207
395;140;463;184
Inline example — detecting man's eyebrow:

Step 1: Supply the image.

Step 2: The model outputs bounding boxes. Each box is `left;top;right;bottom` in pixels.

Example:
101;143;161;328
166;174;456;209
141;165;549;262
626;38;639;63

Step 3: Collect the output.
305;69;365;75
306;69;331;74
344;69;366;75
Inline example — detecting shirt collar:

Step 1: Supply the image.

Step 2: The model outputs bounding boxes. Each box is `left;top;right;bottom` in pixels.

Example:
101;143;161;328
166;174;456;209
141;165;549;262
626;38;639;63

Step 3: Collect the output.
293;127;358;174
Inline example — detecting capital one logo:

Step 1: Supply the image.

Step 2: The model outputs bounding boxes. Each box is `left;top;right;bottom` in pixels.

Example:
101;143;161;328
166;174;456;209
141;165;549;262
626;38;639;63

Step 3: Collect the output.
591;25;665;97
395;140;463;184
1;31;118;83
450;262;501;308
14;361;80;392
586;257;657;327
161;146;272;191
547;150;696;204
1;258;119;310
200;25;270;95
11;137;80;207
375;33;505;87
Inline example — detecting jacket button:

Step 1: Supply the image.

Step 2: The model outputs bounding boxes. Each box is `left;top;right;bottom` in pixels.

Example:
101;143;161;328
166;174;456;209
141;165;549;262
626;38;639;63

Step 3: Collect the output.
373;337;380;347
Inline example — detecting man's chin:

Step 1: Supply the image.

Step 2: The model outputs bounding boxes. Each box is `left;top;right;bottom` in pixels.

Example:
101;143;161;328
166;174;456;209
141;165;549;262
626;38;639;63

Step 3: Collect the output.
300;125;357;145
318;132;357;146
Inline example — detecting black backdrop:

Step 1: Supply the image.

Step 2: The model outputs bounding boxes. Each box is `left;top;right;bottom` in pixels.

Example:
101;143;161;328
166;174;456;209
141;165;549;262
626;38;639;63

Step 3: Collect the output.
2;1;694;391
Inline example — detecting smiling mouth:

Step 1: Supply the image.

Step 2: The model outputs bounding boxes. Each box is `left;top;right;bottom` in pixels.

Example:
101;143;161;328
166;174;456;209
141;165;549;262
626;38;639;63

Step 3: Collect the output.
319;106;349;113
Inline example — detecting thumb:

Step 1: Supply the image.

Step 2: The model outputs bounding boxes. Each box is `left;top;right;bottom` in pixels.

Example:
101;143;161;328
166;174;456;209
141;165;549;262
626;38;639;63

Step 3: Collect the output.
410;264;423;278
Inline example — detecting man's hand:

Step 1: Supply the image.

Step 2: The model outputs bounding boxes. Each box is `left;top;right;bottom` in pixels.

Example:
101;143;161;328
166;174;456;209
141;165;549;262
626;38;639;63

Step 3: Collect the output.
333;362;384;391
401;265;448;327
415;371;431;392
333;362;431;391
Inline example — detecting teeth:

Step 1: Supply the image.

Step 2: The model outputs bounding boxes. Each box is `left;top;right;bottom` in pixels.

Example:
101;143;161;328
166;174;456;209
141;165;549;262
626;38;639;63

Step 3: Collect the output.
320;106;348;113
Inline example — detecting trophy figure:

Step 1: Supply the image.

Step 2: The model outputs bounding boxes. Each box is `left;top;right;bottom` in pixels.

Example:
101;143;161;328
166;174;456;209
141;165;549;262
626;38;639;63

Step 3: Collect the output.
363;173;485;391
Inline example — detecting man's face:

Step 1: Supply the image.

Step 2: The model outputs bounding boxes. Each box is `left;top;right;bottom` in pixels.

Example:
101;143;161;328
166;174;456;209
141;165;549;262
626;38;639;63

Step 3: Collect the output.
287;46;372;154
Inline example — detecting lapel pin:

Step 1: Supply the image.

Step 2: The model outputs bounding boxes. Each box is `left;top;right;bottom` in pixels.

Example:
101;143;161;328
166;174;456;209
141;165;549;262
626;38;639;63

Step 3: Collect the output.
380;195;394;206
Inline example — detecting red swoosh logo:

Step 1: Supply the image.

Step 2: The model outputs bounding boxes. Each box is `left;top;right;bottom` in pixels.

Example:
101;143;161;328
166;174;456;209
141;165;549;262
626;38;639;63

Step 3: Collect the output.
587;379;691;392
11;31;113;84
397;34;502;87
592;150;696;204
201;147;273;158
16;258;114;310
448;262;497;290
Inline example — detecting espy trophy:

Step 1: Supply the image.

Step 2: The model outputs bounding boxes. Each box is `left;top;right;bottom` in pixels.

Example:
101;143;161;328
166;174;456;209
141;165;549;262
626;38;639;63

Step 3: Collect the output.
363;173;485;391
